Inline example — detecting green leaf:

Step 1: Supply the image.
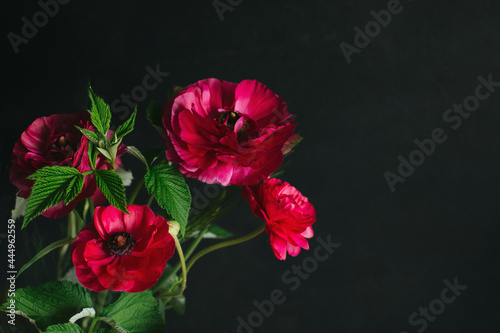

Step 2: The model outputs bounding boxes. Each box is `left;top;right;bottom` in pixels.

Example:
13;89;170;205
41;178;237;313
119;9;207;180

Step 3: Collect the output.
145;164;191;235
106;139;122;165
0;281;93;331
24;166;84;229
88;141;99;170
203;224;234;239
142;148;165;167
281;133;302;155
100;291;165;333
126;145;149;168
74;125;100;144
146;99;164;133
94;169;128;213
97;147;112;161
17;238;74;279
88;85;112;135
44;323;85;333
126;146;164;169
114;107;137;139
64;173;85;205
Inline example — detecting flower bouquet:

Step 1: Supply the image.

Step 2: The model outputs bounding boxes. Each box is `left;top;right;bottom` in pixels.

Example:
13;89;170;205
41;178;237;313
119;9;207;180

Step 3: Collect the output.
2;78;316;332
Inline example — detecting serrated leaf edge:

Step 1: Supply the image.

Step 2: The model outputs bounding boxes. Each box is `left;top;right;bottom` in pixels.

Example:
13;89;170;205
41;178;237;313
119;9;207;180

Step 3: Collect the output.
99;317;127;333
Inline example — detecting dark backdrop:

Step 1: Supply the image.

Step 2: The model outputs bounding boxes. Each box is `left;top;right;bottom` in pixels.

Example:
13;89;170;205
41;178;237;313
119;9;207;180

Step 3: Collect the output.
2;0;500;332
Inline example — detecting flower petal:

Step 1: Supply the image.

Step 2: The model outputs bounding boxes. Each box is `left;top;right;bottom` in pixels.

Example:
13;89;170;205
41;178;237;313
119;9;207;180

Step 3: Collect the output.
235;80;289;124
94;206;126;240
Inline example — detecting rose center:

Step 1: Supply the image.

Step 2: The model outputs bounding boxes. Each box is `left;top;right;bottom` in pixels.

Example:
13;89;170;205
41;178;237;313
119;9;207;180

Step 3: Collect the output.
106;232;136;256
217;110;240;129
49;135;77;163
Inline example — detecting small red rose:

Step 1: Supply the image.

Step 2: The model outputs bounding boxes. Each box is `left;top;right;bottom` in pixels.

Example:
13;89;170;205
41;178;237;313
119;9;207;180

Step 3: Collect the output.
162;78;296;186
71;205;175;292
242;178;316;260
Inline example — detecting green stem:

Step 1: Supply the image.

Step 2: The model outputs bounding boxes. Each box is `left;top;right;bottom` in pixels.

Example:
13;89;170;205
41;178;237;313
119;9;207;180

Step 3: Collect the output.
183;228;209;261
95;290;108;314
81;317;91;331
127;176;145;205
87;317;99;333
146;194;155;207
57;212;76;280
88;197;95;219
153;226;208;293
76;200;89;231
185;224;265;274
88;290;108;332
156;235;187;299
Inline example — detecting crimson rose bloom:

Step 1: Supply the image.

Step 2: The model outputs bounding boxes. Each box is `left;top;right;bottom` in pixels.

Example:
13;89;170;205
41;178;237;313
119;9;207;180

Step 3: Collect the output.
242;178;316;260
162;78;296;186
71;205;175;292
9;111;125;218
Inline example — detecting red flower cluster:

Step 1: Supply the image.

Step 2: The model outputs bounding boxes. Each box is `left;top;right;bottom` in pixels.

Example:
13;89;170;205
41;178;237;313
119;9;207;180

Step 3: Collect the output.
162;78;317;260
11;78;318;297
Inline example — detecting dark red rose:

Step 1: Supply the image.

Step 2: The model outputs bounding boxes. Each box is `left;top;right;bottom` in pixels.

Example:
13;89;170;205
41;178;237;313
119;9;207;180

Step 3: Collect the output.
9;111;125;218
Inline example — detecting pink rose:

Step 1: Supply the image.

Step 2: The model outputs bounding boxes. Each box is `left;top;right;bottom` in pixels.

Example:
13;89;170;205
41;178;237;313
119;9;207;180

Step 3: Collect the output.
162;78;296;186
70;205;176;292
242;178;316;260
9;111;125;218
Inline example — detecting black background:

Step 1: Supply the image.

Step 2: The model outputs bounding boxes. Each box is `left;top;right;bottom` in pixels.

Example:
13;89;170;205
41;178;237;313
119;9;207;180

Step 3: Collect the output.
1;0;500;332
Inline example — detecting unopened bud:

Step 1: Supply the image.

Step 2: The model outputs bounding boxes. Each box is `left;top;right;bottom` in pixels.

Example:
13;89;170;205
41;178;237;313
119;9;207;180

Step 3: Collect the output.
168;221;180;237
